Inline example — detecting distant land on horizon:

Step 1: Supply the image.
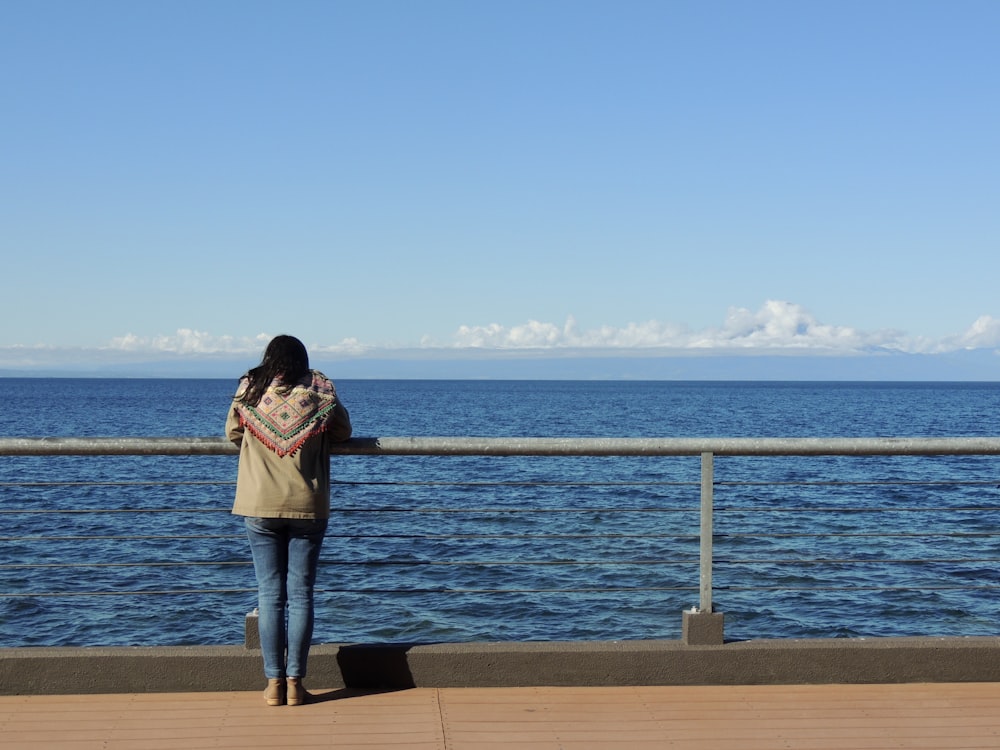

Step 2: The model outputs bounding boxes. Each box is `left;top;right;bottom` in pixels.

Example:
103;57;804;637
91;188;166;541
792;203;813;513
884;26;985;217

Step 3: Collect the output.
2;349;999;381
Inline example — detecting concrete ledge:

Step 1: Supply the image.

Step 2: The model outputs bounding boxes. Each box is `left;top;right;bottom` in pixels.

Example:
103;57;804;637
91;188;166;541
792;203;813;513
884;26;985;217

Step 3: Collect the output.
4;637;1000;695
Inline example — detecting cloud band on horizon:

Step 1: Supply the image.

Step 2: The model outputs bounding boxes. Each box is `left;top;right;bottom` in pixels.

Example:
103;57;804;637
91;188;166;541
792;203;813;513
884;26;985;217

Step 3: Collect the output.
2;301;999;367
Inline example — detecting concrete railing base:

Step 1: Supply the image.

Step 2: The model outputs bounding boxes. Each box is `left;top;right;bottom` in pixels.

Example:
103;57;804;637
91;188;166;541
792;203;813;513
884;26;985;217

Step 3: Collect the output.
682;609;725;645
4;637;1000;695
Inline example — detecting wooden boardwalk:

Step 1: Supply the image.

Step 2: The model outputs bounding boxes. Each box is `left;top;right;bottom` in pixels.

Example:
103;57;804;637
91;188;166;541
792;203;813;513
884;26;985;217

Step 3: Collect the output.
2;682;999;749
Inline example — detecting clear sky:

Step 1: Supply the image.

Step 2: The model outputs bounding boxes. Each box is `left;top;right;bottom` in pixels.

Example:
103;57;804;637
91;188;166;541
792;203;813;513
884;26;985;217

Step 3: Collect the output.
2;0;999;372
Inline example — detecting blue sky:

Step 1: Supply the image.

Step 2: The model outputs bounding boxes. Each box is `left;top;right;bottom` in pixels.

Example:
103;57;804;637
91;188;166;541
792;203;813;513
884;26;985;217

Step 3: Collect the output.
2;1;999;376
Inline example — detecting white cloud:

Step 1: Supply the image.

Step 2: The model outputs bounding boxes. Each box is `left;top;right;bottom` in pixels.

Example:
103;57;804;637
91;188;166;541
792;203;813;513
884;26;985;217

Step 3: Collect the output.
107;330;373;357
88;305;1000;356
448;301;913;353
2;303;998;373
708;300;895;350
937;315;1000;352
108;329;269;354
312;338;373;356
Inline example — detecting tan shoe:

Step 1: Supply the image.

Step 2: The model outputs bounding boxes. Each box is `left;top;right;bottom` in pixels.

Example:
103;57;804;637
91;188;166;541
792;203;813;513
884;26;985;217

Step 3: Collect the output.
264;678;286;706
286;677;309;706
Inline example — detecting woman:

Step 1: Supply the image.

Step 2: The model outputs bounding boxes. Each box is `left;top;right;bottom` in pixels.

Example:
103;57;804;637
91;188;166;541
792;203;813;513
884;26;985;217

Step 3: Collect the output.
227;335;352;706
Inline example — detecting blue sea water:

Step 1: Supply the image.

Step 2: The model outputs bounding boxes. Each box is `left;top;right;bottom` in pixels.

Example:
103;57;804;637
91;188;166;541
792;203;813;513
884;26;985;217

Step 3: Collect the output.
1;378;999;648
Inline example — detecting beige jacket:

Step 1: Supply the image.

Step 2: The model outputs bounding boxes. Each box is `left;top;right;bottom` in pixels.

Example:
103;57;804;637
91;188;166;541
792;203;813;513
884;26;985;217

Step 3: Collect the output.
226;385;352;520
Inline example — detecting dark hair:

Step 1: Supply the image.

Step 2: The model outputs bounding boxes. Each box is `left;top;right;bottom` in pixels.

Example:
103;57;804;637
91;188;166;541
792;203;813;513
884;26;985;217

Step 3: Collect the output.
239;335;310;406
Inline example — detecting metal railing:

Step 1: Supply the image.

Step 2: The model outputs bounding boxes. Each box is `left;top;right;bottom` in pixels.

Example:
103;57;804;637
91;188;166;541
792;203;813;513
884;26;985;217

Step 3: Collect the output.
5;435;1000;456
2;436;1000;645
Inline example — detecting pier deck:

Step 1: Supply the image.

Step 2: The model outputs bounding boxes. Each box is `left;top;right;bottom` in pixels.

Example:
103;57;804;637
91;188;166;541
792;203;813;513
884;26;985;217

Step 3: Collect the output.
2;682;999;749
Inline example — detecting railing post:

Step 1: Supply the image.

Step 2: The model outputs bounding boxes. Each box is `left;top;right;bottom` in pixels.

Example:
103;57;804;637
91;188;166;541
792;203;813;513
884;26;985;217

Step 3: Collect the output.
700;451;714;613
682;451;725;645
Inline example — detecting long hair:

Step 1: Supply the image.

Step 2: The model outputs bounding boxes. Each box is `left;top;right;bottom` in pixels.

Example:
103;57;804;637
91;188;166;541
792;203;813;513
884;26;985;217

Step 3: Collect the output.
238;335;311;407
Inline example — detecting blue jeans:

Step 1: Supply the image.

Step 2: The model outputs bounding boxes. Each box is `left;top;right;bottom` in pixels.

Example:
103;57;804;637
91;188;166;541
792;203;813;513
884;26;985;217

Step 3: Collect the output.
244;517;328;679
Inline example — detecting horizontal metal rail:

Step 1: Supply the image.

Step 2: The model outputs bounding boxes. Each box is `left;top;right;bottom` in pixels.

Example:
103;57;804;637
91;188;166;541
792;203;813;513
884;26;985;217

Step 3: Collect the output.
4;436;1000;456
9;556;1000;569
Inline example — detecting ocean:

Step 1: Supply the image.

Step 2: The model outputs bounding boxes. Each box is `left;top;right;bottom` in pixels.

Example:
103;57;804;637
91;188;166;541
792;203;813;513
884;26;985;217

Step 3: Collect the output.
2;378;999;648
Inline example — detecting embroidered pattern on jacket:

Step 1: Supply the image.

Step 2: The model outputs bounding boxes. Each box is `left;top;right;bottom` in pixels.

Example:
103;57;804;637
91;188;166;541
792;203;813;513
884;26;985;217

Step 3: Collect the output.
236;371;337;456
